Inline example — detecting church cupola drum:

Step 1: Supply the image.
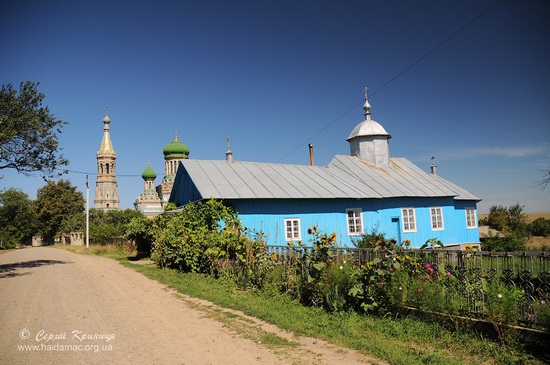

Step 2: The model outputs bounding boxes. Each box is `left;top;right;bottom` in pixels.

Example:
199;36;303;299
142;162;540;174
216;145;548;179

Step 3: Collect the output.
94;107;120;210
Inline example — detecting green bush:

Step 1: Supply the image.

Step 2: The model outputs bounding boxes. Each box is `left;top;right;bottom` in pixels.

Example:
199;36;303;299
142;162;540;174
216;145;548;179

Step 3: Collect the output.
348;243;403;314
352;224;387;248
480;232;525;252
297;226;338;307
151;199;272;290
486;280;523;326
535;299;550;331
528;218;550;237
125;216;158;256
322;256;357;312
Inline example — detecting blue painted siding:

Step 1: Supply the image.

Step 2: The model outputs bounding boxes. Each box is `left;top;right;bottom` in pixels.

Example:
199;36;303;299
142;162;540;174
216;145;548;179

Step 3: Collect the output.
229;197;479;248
170;169;479;248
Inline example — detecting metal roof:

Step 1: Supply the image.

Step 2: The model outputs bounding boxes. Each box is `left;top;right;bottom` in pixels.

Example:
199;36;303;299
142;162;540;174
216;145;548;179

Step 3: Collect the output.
346;118;391;140
179;155;481;201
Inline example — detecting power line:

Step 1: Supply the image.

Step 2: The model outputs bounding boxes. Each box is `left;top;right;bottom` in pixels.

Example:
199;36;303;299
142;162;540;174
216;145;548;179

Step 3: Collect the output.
369;0;504;100
276;0;504;163
56;168;166;178
275;100;363;163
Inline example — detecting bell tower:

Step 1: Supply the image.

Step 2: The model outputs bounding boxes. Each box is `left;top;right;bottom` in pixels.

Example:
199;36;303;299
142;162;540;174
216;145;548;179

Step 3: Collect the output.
94;107;120;210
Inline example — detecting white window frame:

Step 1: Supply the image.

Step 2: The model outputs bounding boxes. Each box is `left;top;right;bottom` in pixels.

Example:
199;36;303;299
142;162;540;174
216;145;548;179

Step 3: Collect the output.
346;208;363;236
401;208;417;232
430;207;444;231
284;218;301;241
465;208;477;229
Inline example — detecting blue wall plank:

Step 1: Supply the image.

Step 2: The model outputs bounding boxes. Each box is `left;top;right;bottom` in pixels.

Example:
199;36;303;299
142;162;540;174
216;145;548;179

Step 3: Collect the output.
230;197;479;248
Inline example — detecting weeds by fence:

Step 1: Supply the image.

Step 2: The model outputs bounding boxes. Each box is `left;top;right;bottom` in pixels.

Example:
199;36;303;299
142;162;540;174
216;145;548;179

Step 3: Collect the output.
266;245;550;329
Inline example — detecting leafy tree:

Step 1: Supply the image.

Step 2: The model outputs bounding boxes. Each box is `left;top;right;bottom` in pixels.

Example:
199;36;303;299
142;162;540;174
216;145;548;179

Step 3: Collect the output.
0;188;36;248
34;180;84;242
164;202;177;211
0;81;68;179
506;203;527;233
59;211;85;235
485;203;527;234
61;208;144;244
486;205;508;231
528;218;550;237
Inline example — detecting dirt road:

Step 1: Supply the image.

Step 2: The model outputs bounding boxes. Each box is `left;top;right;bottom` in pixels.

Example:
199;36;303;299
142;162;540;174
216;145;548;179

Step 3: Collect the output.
0;247;374;365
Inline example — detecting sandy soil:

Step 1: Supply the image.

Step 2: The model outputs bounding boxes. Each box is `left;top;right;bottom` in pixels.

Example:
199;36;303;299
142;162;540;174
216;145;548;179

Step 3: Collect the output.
0;247;378;365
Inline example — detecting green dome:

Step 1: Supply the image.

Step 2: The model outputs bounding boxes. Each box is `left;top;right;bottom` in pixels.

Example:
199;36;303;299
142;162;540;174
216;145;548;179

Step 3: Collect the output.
141;164;157;180
163;137;190;157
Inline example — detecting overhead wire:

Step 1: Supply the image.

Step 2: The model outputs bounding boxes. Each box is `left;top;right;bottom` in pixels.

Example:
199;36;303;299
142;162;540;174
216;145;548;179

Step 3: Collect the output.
55;168;165;178
54;0;504;175
275;0;504;163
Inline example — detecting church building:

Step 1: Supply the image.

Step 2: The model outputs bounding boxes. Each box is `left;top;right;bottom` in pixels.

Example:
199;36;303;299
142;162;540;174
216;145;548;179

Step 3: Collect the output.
134;131;190;216
168;92;481;248
94;108;120;210
134;161;163;216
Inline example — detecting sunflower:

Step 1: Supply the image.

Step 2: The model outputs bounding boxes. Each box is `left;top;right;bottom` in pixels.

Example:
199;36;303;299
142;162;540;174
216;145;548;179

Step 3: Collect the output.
464;244;473;251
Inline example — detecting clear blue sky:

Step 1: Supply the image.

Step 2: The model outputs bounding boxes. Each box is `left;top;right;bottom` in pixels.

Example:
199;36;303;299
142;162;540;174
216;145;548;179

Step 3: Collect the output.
1;0;549;213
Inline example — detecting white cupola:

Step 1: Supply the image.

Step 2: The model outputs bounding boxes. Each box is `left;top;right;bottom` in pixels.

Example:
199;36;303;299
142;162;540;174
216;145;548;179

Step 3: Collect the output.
346;88;391;167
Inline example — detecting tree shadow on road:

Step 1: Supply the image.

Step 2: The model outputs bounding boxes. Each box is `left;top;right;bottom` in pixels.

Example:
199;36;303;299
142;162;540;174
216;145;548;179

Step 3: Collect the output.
0;260;71;279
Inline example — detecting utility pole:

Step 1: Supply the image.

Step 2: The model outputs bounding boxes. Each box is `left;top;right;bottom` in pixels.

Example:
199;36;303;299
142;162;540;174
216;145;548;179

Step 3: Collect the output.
86;175;89;248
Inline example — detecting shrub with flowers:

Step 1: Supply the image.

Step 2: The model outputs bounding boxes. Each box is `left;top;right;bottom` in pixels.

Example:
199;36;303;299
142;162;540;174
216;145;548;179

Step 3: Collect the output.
298;225;339;307
404;262;461;315
323;255;358;312
348;239;403;314
535;299;550;331
486;280;523;326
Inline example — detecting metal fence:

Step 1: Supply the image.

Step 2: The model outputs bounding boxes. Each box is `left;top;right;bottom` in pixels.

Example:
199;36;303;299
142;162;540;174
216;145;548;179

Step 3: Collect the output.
267;245;550;326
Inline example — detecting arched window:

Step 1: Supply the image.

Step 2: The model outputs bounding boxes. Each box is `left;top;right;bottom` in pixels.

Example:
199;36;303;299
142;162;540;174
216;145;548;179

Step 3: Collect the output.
106;163;110;174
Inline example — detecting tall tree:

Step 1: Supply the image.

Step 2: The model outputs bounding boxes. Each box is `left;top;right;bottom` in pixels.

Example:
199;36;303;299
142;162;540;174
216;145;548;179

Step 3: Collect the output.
0;188;36;248
486;205;508;231
34;180;84;242
506;203;527;233
485;203;528;234
0;81;68;179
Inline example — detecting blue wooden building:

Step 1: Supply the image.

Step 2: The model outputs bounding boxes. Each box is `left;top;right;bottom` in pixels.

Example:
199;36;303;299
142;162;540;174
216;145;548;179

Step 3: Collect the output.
169;96;481;248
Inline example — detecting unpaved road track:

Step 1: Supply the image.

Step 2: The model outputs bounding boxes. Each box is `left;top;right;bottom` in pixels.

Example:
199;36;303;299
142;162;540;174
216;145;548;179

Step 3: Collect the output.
0;247;375;365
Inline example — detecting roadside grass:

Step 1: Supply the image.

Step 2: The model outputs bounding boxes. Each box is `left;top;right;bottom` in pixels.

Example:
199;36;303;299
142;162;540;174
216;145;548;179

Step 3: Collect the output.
53;244;129;258
56;245;543;364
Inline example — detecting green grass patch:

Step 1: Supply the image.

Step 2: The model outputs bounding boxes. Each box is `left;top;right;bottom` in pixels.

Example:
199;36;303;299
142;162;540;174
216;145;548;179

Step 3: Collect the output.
121;261;540;364
52;244;131;259
57;246;544;364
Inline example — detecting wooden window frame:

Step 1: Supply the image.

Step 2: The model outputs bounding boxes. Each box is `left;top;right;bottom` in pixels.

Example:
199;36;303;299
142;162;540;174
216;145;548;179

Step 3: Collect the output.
346;208;364;236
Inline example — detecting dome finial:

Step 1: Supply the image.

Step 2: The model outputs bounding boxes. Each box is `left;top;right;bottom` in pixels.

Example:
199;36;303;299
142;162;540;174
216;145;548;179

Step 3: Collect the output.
103;105;111;123
363;87;372;120
175;127;179;141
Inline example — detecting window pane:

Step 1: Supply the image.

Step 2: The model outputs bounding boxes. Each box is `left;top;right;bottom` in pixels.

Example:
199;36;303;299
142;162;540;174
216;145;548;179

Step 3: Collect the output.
284;218;301;241
346;209;362;235
402;208;415;232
